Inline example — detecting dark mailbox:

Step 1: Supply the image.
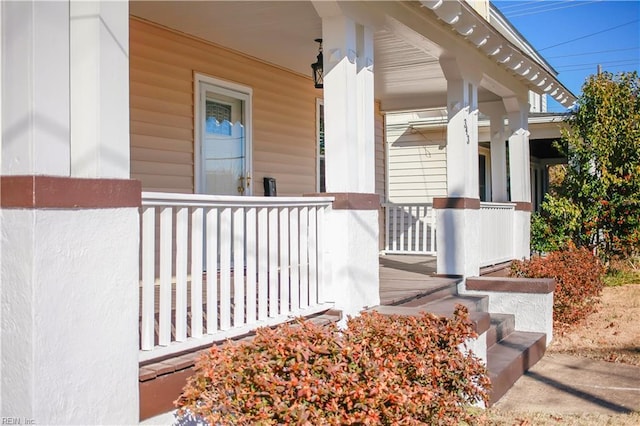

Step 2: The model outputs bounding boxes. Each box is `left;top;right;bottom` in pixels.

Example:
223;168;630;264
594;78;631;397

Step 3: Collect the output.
263;177;277;196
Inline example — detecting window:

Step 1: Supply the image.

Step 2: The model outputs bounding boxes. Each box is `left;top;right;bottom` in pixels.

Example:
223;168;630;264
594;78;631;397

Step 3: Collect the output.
479;154;487;201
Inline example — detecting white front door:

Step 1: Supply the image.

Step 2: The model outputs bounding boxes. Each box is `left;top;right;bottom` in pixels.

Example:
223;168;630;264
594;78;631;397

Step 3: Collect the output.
197;77;252;195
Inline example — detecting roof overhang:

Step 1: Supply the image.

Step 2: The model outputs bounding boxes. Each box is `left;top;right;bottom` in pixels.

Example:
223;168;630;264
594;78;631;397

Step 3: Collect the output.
420;0;577;108
129;1;576;111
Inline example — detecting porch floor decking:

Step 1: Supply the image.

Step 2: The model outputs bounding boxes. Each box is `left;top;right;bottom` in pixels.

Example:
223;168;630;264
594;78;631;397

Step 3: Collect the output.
378;255;460;306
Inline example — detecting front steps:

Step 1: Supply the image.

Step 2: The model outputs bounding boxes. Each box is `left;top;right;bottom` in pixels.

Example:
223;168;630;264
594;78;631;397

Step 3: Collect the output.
487;325;546;403
371;280;547;406
139;275;549;420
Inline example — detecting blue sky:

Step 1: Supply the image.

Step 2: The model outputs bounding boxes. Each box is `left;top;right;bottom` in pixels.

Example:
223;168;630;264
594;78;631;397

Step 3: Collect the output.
492;0;640;112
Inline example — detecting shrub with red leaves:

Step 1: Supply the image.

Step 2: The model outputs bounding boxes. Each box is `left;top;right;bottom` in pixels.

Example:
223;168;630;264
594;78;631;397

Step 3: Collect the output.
175;306;490;425
510;243;604;327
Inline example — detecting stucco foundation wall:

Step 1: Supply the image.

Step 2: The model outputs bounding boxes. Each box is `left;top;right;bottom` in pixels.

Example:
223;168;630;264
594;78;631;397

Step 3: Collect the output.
463;331;487;366
325;209;380;318
436;208;481;278
514;210;531;260
1;208;139;424
465;289;553;345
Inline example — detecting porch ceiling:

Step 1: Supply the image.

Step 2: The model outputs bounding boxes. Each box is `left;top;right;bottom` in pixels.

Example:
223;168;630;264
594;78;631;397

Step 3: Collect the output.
130;1;500;111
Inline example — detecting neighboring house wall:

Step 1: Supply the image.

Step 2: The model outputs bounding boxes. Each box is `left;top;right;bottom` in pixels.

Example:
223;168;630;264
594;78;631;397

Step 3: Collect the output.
129;17;319;196
385;110;565;206
385;112;447;203
529;91;547;113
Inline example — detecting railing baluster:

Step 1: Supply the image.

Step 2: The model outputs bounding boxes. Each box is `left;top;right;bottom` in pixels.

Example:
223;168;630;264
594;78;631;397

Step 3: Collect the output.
381;203;436;255
257;207;268;321
219;207;231;330
391;206;398;251
385;205;390;252
190;207;203;338
139;193;334;362
479;202;516;267
175;207;188;342
308;206;318;306
233;207;245;327
206;208;218;333
399;206;405;251
300;206;309;309
289;207;300;313
140;207;156;351
159;207;173;346
245;207;257;325
279;208;290;315
316;206;326;303
419;206;429;253
268;207;278;317
405;206;415;251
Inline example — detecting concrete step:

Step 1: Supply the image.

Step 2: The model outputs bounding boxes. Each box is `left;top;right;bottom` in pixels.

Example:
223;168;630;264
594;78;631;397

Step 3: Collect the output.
370;297;491;336
487;331;547;406
417;294;489;314
383;279;460;307
486;313;516;349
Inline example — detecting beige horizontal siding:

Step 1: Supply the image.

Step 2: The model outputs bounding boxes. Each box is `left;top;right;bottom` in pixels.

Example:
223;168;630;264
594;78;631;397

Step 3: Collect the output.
130;17;319;195
386;122;447;204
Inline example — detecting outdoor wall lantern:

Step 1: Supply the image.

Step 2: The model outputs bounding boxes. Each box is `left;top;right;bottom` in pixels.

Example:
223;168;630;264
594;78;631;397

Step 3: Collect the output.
311;38;323;89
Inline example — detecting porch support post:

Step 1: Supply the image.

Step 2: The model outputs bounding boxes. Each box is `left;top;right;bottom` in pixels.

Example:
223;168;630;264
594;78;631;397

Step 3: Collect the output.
316;10;379;316
1;1;139;423
70;0;130;178
435;58;481;279
505;97;532;260
488;108;508;202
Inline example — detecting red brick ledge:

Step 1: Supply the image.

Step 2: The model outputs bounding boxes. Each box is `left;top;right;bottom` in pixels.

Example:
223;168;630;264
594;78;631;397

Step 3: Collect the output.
305;192;380;210
514;202;533;212
466;277;555;294
432;197;481;210
1;175;141;208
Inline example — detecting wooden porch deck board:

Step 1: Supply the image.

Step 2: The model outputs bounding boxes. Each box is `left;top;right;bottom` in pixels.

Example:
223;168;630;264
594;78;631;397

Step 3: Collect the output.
379;255;459;306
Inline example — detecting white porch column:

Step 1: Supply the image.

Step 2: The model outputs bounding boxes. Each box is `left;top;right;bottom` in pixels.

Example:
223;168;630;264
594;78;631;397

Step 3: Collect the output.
71;0;130;178
435;58;481;279
488;110;508;202
1;1;139;424
1;1;70;176
505;97;532;260
317;11;379;316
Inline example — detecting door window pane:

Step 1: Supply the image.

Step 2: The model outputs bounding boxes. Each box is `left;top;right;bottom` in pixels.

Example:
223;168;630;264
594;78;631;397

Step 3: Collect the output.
479;155;487;202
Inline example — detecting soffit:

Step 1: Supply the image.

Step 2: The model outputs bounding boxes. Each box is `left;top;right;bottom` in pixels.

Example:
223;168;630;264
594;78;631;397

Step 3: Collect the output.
129;1;501;110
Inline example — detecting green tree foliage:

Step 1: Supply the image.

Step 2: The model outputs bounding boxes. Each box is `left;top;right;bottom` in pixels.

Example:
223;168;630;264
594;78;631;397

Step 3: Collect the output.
532;71;640;260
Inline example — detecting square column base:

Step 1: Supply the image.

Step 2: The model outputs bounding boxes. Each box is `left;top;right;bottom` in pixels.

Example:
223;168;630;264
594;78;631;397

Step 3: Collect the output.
319;193;380;318
434;197;481;280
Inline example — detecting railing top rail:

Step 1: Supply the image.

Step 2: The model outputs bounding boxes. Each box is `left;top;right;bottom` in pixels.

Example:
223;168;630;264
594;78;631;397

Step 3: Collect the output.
382;202;434;207
141;192;334;208
480;201;517;209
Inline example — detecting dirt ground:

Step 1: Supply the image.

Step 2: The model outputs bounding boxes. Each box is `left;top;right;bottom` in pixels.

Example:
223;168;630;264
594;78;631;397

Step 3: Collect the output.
548;284;640;366
486;281;640;425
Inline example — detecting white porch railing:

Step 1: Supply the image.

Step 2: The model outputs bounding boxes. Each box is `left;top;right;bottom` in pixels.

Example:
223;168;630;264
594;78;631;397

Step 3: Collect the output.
139;192;334;362
383;203;436;255
479;202;516;267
